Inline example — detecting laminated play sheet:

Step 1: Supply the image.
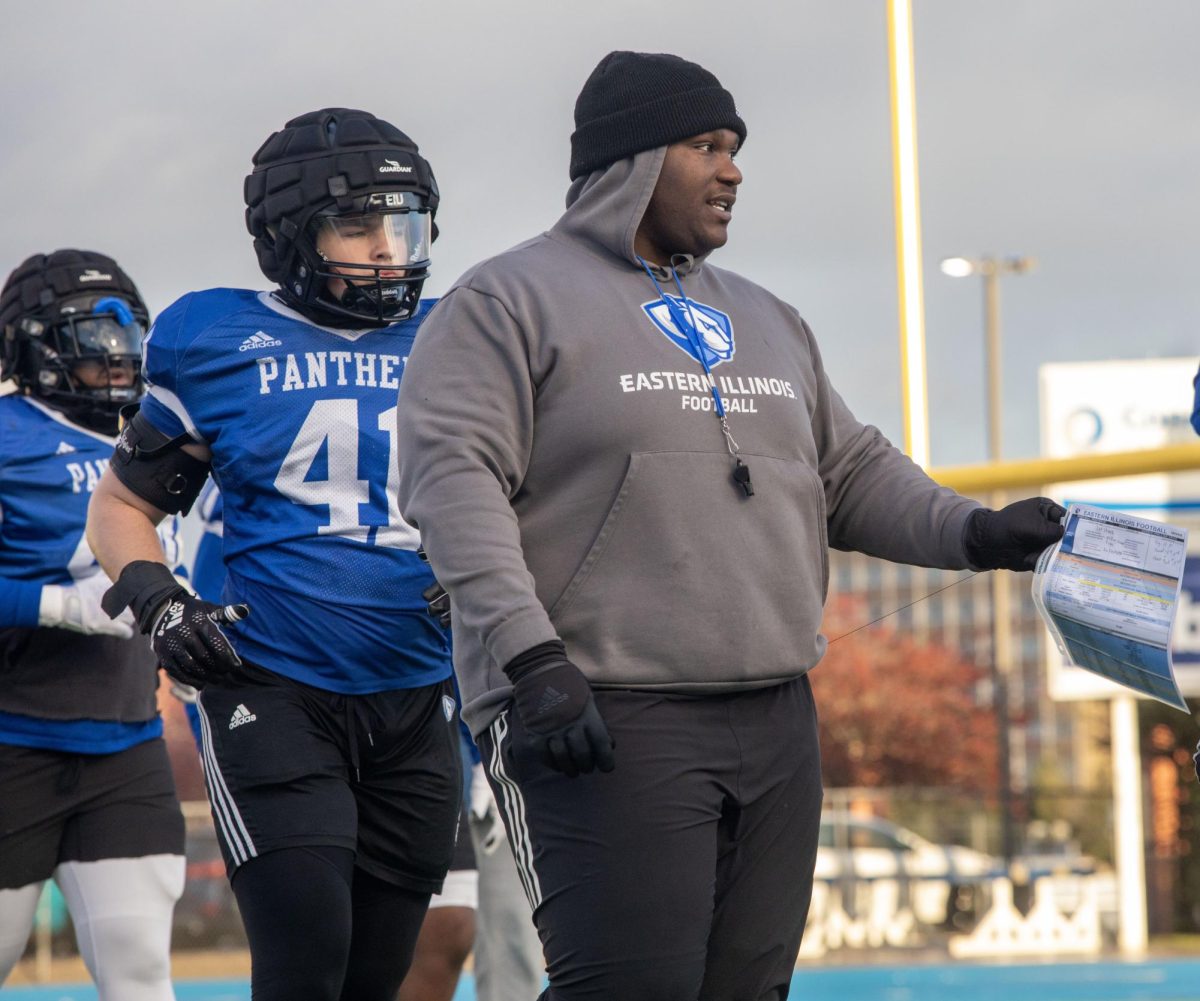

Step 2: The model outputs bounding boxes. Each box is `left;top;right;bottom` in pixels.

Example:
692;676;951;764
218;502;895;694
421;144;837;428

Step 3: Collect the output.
1033;504;1189;711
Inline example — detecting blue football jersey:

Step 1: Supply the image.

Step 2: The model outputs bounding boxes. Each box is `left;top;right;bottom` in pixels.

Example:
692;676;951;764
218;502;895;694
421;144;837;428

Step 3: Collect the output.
139;289;450;694
0;393;180;752
190;479;225;603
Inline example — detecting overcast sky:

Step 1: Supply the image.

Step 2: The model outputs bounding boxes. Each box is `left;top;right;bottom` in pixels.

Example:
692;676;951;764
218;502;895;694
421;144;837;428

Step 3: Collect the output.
2;1;1196;465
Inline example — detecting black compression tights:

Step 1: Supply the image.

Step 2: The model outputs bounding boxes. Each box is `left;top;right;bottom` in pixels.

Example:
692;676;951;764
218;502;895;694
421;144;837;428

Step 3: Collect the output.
231;845;431;1001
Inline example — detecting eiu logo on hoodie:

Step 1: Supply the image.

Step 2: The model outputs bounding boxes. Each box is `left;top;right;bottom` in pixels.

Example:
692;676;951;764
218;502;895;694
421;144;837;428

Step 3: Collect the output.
641;296;735;368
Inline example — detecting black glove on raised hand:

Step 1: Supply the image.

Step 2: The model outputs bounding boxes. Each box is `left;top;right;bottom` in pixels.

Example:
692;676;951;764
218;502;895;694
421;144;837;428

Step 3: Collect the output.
102;560;249;688
963;497;1067;572
504;639;615;777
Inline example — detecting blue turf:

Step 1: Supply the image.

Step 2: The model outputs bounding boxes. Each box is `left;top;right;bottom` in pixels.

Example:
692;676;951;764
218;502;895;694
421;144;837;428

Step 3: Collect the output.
5;960;1200;1000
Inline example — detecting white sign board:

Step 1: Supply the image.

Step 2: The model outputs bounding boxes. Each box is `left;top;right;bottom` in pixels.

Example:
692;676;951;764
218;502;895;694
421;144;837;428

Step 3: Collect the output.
1039;357;1200;701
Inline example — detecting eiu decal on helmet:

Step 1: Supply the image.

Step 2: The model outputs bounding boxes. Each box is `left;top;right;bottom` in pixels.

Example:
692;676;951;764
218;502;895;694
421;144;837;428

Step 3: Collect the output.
244;108;440;327
0;249;148;434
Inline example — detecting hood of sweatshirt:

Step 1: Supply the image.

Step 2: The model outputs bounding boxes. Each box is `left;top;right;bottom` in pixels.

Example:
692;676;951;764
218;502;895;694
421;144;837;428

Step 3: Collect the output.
548;147;704;278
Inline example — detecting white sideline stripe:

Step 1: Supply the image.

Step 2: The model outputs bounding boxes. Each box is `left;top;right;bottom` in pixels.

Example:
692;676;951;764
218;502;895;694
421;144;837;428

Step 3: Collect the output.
196;693;256;864
488;712;542;909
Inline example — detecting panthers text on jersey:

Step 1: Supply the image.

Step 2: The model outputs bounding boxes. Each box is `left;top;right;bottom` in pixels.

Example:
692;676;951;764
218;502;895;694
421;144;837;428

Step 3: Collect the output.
0;392;181;753
140;289;450;694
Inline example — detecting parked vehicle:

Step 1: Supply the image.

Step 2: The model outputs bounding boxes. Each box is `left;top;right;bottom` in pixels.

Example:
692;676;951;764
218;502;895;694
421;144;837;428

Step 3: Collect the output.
814;812;1000;928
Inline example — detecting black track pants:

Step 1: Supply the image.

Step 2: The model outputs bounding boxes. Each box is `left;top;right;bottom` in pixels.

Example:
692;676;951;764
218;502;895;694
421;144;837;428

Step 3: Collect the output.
478;675;823;1001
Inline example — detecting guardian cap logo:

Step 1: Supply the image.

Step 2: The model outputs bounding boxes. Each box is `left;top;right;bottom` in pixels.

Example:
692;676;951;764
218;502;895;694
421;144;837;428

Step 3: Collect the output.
77;269;114;283
378;158;413;174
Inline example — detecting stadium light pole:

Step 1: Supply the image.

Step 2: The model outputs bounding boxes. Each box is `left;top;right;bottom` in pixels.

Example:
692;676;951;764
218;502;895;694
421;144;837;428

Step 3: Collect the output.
940;254;1035;866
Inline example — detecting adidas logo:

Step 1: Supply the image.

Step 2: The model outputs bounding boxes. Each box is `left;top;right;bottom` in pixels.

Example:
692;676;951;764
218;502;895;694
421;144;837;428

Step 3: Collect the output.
159;600;185;633
229;704;257;729
55;441;77;455
238;330;283;352
535;686;569;716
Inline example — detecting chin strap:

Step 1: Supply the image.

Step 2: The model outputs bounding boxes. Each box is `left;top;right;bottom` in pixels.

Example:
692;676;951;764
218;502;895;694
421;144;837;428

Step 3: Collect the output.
271;289;384;330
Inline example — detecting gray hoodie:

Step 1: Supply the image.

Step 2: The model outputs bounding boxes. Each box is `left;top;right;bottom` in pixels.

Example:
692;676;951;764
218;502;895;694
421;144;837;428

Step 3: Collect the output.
396;147;979;736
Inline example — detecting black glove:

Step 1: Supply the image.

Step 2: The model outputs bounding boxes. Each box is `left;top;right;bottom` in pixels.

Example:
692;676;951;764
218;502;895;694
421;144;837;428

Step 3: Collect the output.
102;560;249;688
417;545;452;629
963;497;1066;572
504;640;615;777
423;581;451;629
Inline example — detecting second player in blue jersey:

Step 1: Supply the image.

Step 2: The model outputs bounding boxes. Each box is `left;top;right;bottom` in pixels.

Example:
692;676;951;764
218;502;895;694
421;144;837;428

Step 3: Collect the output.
88;108;463;1001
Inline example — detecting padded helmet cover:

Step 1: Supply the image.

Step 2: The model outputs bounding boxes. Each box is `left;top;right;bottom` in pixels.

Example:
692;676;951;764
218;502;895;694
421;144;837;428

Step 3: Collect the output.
0;249;148;432
244;108;440;290
0;249;147;350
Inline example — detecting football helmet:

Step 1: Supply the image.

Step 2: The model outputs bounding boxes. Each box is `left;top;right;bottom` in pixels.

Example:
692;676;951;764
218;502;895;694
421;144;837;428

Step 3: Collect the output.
245;108;439;327
0;249;147;434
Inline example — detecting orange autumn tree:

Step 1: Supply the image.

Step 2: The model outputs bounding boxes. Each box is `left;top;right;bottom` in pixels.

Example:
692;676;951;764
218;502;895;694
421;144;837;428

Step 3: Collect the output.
810;594;999;792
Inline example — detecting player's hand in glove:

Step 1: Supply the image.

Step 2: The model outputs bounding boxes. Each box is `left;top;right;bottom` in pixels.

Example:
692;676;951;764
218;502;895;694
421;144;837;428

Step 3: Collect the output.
416;546;452;629
963;497;1066;571
102;560;249;689
503;639;615;778
39;572;135;639
469;762;504;855
423;581;451;629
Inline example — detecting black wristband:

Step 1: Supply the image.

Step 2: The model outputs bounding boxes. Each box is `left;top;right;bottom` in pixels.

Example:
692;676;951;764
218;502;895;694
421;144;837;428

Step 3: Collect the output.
961;508;993;570
101;560;184;633
503;639;568;683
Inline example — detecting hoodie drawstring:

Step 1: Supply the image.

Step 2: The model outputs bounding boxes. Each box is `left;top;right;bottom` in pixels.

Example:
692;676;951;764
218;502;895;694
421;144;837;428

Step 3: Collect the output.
637;257;754;497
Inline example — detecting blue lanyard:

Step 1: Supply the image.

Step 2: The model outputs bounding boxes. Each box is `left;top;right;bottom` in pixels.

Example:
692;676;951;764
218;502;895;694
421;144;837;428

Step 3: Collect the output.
637;257;754;497
638;259;728;417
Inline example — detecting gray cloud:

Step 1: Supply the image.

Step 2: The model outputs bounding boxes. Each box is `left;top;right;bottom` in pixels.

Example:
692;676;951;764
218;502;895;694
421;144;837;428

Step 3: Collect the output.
2;0;1195;463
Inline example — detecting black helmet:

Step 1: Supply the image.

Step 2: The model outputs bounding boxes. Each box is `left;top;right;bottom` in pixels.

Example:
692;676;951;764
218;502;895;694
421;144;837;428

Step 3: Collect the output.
0;249;148;435
244;108;439;327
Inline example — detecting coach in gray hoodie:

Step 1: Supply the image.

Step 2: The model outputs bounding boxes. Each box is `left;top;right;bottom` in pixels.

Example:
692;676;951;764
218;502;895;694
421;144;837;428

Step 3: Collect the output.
397;51;1063;1001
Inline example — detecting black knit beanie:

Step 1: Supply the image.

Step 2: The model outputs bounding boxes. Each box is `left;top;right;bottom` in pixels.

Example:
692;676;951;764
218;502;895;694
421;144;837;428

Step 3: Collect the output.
569;51;747;180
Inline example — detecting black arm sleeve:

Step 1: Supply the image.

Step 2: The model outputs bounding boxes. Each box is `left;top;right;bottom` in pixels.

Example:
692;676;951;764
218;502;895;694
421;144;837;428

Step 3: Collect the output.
109;404;211;515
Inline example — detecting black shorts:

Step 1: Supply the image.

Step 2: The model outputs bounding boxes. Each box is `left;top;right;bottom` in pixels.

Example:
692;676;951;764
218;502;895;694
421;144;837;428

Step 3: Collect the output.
196;663;462;894
0;738;185;889
449;800;475;873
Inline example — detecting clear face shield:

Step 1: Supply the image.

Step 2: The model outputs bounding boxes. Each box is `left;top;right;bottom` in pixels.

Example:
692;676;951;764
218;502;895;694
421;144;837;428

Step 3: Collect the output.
309;192;433;322
32;295;146;429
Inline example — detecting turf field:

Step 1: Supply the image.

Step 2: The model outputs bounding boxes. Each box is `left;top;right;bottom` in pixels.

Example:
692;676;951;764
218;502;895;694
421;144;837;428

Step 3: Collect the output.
6;958;1200;1001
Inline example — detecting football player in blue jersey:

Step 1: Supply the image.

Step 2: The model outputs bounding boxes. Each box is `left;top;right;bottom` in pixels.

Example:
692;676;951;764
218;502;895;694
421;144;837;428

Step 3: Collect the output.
181;480;482;1001
88;108;462;1001
0;250;186;1001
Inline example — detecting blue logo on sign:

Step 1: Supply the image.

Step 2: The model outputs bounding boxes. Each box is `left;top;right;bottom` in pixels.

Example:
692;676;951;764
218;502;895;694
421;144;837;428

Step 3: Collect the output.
642;296;735;368
1065;407;1103;448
